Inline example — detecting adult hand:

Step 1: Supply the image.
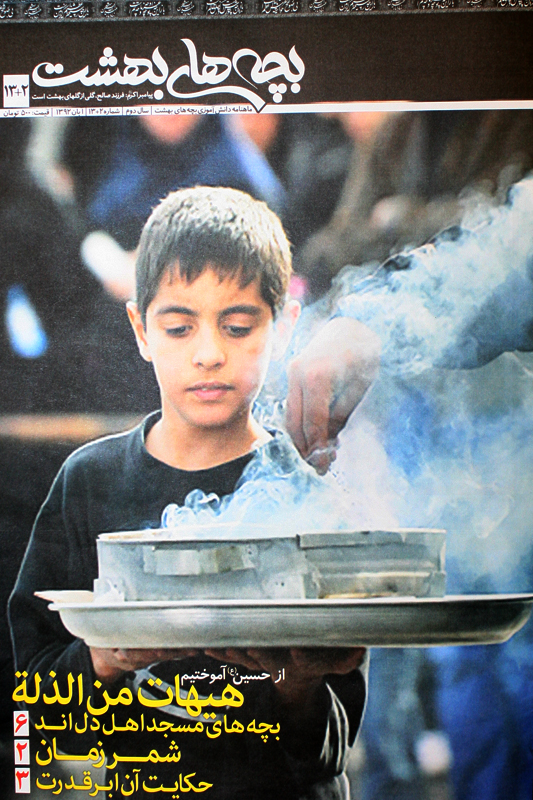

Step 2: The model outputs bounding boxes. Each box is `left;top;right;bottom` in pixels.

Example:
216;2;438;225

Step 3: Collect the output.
286;317;380;474
90;647;198;684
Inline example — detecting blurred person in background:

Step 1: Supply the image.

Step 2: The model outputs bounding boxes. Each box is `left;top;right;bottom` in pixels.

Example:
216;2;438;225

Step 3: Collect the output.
297;109;533;299
47;113;354;300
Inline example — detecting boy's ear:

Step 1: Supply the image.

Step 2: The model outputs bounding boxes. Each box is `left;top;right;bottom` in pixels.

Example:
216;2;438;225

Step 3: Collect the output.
126;301;152;362
272;299;301;361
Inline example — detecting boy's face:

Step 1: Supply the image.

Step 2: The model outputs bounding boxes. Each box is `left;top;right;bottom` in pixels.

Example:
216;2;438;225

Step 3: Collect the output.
128;267;277;433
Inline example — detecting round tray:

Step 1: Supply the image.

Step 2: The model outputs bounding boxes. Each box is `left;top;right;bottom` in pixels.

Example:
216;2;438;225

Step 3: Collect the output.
38;591;533;648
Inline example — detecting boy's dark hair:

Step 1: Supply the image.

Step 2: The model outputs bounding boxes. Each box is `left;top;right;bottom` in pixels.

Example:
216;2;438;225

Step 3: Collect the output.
136;186;292;322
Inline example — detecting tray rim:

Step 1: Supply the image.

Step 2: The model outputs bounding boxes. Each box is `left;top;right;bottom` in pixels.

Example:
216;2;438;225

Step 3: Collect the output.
40;591;533;648
38;590;533;610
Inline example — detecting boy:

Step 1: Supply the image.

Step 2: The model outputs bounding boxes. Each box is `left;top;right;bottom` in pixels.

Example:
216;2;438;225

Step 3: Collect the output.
10;187;366;799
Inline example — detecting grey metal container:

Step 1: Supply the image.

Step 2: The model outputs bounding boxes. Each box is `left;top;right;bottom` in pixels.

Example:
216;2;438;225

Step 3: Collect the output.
94;525;446;602
95;525;310;601
299;529;446;598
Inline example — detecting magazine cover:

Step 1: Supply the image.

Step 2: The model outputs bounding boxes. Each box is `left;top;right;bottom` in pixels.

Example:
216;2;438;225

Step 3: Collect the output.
0;11;533;800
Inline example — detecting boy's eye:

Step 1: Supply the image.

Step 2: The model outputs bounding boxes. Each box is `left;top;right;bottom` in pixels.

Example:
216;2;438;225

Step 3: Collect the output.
224;325;253;338
165;325;191;337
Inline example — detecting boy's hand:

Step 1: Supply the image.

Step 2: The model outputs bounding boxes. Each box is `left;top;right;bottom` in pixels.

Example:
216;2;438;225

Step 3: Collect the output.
204;646;366;721
90;647;198;684
204;646;365;679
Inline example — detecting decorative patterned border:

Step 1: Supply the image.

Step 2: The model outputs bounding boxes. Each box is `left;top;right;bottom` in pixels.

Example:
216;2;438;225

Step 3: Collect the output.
0;0;530;22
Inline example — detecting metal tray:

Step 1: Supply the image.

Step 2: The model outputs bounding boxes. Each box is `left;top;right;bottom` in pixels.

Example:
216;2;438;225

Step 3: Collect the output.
38;591;533;648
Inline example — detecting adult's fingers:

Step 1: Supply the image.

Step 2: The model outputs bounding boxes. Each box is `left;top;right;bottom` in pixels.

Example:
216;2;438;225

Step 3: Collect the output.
285;366;307;457
299;366;332;458
305;442;337;476
286;359;336;473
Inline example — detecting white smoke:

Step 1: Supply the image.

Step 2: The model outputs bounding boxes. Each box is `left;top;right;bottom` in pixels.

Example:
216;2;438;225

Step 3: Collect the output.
373;353;533;593
162;174;533;593
334;176;533;375
161;427;398;534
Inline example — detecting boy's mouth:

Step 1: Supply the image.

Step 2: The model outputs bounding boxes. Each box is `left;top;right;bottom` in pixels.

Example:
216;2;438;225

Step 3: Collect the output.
187;382;234;401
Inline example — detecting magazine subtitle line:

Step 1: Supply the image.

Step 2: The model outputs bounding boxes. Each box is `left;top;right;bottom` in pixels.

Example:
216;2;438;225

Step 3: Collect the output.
34;713;280;741
36;767;213;795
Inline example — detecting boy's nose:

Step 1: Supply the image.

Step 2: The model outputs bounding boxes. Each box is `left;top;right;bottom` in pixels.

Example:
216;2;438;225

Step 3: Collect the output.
192;328;226;369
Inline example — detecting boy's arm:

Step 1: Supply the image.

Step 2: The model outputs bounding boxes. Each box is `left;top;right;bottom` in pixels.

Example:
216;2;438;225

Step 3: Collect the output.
205;646;367;786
